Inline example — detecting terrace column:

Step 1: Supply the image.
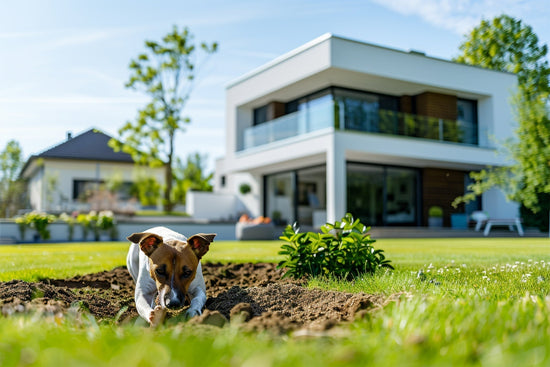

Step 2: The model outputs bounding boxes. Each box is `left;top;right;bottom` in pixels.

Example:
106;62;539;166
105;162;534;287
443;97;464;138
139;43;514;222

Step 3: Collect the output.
326;136;346;223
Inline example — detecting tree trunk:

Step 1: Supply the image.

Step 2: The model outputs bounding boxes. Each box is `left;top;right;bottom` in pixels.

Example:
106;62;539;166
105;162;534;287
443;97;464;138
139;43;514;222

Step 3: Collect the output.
163;162;173;212
163;130;175;212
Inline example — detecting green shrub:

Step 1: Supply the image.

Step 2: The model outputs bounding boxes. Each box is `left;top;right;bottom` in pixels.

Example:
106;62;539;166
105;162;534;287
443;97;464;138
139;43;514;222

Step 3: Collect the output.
428;206;443;217
239;183;251;195
16;211;56;241
278;213;393;280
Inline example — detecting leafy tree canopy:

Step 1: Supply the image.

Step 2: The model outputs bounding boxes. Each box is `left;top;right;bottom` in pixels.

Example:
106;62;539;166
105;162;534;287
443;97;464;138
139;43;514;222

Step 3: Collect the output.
172;152;213;205
109;25;217;211
455;14;550;99
453;15;550;215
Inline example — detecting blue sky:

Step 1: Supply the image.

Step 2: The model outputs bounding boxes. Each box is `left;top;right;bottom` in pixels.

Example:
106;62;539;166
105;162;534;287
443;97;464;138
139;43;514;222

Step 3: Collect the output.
1;0;549;170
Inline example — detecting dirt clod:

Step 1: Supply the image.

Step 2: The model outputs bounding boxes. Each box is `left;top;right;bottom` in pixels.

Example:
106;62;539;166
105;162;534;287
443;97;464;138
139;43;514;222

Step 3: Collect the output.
0;262;386;333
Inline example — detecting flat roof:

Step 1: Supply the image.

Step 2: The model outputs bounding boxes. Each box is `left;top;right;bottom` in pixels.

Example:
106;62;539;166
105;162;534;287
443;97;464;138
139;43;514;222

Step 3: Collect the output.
226;33;515;89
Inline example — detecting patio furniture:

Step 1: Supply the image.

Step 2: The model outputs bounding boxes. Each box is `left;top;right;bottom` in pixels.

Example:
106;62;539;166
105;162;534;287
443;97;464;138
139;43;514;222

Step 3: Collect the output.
483;218;524;236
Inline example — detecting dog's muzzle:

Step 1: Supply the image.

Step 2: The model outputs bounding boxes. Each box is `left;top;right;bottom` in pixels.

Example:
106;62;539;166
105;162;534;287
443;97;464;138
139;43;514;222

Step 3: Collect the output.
161;288;185;309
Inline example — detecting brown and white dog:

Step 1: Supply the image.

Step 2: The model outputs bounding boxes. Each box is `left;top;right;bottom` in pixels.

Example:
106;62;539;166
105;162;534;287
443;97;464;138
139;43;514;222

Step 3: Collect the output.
126;226;216;326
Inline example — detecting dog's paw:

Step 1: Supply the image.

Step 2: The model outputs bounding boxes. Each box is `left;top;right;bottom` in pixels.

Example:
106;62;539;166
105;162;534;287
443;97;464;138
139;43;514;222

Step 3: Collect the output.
149;305;166;327
185;308;201;319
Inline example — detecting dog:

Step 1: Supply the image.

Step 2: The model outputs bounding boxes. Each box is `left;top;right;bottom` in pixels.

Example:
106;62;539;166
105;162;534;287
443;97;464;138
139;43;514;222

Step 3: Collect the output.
126;226;216;326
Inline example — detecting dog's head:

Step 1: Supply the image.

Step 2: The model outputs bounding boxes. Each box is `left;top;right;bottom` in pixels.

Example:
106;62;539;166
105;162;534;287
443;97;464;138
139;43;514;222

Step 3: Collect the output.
127;232;216;309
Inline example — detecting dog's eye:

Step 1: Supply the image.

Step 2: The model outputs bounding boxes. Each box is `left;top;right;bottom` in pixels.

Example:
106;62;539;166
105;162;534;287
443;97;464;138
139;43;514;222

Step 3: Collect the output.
155;265;167;277
181;265;193;279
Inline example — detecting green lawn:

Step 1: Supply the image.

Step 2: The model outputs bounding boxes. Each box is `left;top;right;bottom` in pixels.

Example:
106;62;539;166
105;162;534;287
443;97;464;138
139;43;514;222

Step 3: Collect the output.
0;237;549;366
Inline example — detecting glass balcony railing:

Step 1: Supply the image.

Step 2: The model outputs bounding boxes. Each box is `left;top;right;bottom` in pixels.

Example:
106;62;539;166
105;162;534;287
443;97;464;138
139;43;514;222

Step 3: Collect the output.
243;100;335;150
242;102;484;150
342;109;480;146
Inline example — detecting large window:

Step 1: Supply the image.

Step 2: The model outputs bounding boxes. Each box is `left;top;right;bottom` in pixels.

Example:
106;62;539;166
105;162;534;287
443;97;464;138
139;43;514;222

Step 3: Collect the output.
457;98;478;144
265;172;295;226
265;166;327;226
334;89;399;132
347;165;384;226
73;179;134;202
347;163;419;226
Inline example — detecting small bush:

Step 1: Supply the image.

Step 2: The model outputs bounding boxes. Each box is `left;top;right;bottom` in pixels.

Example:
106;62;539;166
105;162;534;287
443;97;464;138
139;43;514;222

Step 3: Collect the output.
278;213;393;280
15;211;56;241
239;183;251;195
428;206;443;217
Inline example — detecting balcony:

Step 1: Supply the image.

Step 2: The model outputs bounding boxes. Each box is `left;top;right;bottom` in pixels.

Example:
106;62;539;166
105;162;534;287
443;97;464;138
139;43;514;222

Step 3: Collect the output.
243;101;335;150
242;100;485;150
343;109;481;146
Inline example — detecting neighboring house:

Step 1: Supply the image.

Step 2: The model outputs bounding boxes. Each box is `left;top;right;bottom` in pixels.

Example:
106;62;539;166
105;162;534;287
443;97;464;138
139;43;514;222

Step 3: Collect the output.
215;34;519;228
19;129;165;213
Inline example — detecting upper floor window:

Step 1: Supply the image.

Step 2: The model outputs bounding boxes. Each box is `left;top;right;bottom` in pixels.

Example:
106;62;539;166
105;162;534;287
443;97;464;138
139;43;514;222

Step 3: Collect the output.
253;105;269;125
457;98;478;145
457;99;477;124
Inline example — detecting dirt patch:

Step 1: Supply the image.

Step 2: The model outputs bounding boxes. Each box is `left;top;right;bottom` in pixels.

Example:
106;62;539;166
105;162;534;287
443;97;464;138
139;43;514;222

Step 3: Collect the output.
0;263;387;333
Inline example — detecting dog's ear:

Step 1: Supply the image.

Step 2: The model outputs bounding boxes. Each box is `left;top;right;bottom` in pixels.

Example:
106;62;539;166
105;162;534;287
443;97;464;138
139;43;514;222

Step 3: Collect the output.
127;232;164;256
187;233;216;259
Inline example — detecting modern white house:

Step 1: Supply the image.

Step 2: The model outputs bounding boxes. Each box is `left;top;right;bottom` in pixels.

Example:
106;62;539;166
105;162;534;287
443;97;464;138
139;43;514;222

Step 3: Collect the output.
214;34;519;228
19;129;166;213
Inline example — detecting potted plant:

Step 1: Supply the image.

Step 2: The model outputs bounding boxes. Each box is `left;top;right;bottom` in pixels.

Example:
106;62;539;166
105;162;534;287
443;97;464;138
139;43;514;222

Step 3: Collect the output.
77;212;93;241
239;183;251;195
96;210;115;241
428;206;443;228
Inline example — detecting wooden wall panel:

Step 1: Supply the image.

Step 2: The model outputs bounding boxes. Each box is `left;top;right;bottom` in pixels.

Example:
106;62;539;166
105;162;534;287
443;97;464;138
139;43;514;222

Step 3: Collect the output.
422;168;466;226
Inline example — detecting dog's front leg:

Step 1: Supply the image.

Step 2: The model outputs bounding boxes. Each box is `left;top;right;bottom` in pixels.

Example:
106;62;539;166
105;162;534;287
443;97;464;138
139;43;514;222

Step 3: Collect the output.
150;305;167;327
186;287;206;318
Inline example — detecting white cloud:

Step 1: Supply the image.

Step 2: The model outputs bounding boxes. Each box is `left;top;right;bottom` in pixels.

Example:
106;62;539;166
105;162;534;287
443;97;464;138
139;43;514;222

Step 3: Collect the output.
370;0;535;35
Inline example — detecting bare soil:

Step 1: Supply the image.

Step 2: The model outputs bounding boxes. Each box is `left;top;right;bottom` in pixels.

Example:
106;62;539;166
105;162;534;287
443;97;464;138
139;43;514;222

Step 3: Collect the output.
0;263;388;333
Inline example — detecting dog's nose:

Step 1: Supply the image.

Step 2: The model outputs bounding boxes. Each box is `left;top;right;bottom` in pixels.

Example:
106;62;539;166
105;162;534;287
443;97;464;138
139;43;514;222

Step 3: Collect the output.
165;295;183;309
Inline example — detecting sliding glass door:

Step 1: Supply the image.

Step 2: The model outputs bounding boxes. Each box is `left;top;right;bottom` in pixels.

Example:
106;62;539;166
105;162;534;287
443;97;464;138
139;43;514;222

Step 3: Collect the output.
347;163;419;226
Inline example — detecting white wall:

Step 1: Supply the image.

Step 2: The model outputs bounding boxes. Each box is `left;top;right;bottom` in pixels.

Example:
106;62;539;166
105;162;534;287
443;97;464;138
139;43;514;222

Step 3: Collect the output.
35;159;165;212
186;191;238;221
0;219;238;242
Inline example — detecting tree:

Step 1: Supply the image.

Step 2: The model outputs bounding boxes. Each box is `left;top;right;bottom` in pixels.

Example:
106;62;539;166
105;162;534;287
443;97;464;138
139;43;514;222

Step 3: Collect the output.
0;140;26;217
455;14;550;99
109;26;218;211
172;152;213;205
453;15;550;230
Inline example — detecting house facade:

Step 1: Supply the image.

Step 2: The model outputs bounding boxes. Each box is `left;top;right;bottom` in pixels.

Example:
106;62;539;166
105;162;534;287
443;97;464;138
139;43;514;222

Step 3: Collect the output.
215;34;519;228
20;129;165;213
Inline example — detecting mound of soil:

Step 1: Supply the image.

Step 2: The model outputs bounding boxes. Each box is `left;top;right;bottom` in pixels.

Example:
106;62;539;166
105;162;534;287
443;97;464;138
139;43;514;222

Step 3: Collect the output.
0;263;388;333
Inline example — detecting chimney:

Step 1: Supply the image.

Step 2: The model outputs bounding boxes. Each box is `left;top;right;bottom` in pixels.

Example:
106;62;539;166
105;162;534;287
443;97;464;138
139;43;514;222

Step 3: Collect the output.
67;131;72;140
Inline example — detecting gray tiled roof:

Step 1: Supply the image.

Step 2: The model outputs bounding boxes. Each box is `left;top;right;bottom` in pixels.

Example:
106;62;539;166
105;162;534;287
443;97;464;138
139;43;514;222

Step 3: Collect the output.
37;129;134;163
